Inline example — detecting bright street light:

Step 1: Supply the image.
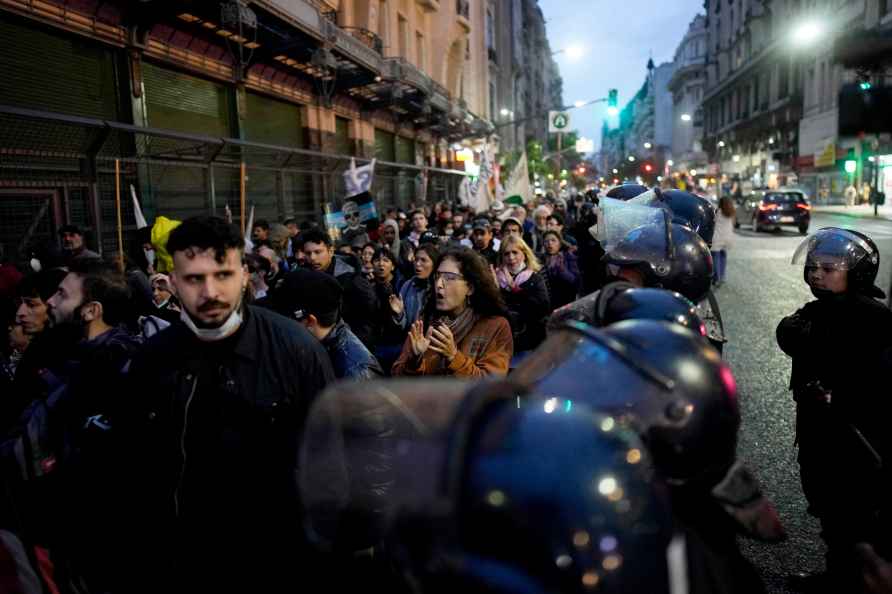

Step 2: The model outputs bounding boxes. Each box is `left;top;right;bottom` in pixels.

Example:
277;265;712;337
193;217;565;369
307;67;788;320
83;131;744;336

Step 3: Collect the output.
628;155;636;162
768;137;775;145
500;108;510;116
574;100;586;108
680;113;692;122
718;140;726;148
553;45;584;60
667;159;674;167
606;106;619;116
733;154;741;162
644;142;653;149
792;21;824;47
612;168;619;174
690;169;698;176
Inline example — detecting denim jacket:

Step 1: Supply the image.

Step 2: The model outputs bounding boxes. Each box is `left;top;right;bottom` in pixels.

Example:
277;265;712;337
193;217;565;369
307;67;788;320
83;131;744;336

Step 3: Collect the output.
322;320;384;380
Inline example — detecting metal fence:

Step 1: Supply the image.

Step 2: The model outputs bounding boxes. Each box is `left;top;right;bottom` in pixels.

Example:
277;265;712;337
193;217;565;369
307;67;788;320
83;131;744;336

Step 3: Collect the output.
0;105;468;261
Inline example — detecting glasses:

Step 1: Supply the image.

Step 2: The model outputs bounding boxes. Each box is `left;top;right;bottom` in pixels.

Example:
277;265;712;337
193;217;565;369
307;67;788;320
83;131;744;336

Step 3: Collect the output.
434;271;465;284
344;213;360;220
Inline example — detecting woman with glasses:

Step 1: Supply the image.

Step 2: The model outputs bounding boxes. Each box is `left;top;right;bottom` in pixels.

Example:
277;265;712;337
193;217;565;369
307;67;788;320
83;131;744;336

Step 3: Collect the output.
392;247;512;377
496;235;551;354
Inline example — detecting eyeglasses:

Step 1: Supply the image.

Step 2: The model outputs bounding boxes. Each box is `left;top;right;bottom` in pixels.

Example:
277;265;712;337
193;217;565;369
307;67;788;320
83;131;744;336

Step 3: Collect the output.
344;213;360;220
434;271;465;284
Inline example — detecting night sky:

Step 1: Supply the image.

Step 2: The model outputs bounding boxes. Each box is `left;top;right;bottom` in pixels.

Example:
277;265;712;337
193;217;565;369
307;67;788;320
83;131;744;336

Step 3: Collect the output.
538;0;705;152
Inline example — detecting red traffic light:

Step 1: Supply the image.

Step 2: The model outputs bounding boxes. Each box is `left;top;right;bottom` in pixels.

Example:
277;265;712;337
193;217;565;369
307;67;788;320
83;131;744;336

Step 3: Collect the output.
644;163;653;173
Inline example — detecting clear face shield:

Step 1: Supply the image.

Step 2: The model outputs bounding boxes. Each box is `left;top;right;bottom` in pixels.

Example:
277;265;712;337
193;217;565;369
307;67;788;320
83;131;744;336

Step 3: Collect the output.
792;228;876;291
595;197;666;252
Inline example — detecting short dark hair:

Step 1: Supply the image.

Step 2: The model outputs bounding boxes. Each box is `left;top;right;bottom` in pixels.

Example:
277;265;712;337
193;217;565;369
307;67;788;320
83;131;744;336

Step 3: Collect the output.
547;212;565;226
410;209;426;219
372;247;396;265
253;219;270;231
245;253;271;275
283;218;298;226
166;216;245;263
58;224;83;236
300;228;333;248
17;268;69;302
68;259;132;326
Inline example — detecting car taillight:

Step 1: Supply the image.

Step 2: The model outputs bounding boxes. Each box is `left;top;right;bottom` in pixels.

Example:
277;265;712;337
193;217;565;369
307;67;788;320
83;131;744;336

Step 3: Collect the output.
796;203;811;210
758;203;778;212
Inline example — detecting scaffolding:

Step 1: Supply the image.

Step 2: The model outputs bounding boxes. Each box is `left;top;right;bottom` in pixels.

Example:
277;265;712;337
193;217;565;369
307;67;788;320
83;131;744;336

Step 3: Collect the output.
0;104;468;260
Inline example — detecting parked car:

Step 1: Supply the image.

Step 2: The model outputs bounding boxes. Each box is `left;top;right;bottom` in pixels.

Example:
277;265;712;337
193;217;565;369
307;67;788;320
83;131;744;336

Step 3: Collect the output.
734;188;811;234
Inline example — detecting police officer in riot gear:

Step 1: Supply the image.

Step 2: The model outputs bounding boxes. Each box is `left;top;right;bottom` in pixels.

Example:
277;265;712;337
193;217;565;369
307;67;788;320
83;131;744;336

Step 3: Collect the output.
777;228;892;592
298;379;681;594
513;319;783;593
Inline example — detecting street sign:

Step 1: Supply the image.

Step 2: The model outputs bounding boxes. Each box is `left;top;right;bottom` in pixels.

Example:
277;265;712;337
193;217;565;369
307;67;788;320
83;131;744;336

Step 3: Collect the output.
549;110;571;133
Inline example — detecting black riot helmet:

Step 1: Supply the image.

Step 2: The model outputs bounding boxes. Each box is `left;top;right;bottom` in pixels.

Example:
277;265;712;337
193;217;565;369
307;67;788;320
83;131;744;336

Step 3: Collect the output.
792;227;885;299
595;284;708;337
628;189;717;246
298;379;679;594
512;320;739;488
605;183;650;201
604;218;714;303
517;321;785;543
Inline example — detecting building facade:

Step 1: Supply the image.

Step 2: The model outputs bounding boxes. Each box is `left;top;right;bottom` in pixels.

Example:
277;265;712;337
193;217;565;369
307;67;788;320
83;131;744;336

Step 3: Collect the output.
0;0;496;258
668;14;708;174
701;0;806;190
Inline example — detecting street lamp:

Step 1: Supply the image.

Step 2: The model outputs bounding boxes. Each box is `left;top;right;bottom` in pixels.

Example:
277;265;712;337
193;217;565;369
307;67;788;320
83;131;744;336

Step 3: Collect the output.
628;155;636;162
552;45;584;59
574;100;586;108
612;168;619;174
680;113;692;122
500;108;510;116
718;140;726;148
733;154;741;162
667;159;674;167
792;20;824;47
644;142;653;149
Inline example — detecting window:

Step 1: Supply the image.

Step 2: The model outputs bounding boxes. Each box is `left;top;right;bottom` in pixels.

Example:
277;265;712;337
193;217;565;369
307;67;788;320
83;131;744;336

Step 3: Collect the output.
416;31;425;70
485;8;495;50
881;0;889;17
378;1;388;48
489;81;496;120
397;14;408;58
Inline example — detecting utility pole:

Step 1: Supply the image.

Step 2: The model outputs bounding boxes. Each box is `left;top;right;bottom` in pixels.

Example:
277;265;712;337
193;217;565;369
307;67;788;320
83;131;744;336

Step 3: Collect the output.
556;131;562;193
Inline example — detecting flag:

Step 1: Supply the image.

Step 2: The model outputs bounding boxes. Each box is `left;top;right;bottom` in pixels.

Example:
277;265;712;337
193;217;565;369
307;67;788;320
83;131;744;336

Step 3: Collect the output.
504;152;532;205
130;185;148;229
469;145;494;214
244;205;255;254
224;204;233;225
343;158;376;198
458;177;472;208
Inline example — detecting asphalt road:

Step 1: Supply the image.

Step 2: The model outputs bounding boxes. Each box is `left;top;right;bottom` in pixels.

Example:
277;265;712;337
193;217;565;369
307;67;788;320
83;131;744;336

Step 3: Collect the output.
720;210;892;593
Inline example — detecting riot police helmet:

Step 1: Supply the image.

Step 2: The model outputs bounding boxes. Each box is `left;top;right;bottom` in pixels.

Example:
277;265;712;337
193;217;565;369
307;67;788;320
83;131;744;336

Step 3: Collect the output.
605;183;650;201
792;227;884;298
628;189;717;246
298;378;680;593
594;285;707;337
604;218;714;303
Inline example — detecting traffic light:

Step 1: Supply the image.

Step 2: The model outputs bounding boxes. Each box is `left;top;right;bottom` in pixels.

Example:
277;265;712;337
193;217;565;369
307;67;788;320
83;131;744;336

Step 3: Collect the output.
643;163;653;173
607;89;619;116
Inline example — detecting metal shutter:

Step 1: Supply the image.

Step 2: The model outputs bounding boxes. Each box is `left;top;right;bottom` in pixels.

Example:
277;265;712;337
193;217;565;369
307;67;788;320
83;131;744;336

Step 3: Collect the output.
0;17;120;119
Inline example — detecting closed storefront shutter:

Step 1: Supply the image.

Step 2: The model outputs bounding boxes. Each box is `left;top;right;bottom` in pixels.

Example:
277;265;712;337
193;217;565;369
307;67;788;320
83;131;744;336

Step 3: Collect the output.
243;92;304;221
374;129;396;206
0;17;121;120
142;62;235;220
395;136;415;206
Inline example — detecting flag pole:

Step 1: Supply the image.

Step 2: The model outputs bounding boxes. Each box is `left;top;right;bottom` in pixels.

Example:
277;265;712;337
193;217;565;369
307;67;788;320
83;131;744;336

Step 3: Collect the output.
240;162;247;234
114;159;125;273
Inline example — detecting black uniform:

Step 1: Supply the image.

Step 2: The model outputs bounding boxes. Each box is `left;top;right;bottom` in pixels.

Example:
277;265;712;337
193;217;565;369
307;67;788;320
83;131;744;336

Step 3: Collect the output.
777;292;892;583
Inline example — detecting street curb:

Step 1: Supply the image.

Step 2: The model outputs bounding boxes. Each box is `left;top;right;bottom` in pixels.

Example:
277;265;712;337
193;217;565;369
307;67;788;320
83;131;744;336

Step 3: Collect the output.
811;207;892;223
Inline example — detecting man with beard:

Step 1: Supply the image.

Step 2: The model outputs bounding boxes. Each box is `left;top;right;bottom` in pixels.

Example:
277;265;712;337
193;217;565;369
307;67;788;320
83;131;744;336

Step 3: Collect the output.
36;259;141;591
301;227;378;349
125;216;334;593
58;224;100;265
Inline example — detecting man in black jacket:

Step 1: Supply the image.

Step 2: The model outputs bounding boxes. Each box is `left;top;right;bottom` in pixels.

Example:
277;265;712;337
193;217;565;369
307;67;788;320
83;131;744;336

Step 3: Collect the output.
125;216;335;593
301;228;378;349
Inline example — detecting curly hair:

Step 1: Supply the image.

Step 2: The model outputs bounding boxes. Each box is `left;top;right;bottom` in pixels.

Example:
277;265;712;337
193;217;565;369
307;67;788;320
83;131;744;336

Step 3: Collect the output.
423;247;507;320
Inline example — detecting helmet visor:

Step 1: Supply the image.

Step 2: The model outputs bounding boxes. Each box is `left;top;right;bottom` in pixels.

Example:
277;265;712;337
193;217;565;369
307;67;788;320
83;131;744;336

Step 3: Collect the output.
511;324;676;433
299;378;484;552
791;227;875;270
604;213;674;277
595;197;665;252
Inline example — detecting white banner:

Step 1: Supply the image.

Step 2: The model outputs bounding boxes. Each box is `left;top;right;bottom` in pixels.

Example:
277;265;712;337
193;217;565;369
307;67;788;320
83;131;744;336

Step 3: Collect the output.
504;152;532;205
343;158;376;198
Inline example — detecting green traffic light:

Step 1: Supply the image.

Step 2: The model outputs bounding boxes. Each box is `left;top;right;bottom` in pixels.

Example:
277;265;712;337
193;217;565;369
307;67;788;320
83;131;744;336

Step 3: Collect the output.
860;81;872;91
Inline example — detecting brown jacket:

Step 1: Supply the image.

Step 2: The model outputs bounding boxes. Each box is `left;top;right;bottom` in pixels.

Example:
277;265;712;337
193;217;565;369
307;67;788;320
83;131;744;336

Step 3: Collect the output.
391;315;513;378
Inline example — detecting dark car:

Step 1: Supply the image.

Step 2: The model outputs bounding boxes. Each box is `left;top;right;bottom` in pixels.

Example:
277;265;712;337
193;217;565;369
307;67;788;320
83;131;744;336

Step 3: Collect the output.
734;189;811;234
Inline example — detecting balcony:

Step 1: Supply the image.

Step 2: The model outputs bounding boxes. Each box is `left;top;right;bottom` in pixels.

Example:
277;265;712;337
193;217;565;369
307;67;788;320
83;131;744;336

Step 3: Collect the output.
417;0;440;11
456;0;470;31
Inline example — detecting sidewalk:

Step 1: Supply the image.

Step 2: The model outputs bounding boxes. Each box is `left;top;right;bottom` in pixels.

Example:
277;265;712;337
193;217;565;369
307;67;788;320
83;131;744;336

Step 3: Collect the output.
811;203;892;222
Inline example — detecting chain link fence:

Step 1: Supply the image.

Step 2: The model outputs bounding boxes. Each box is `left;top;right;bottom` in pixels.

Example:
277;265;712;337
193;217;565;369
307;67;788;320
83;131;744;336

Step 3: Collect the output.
0;105;467;262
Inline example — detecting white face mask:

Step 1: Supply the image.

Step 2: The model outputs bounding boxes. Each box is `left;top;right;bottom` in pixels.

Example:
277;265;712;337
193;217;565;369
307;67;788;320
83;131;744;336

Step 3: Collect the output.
145;248;156;268
179;301;244;341
30;258;42;272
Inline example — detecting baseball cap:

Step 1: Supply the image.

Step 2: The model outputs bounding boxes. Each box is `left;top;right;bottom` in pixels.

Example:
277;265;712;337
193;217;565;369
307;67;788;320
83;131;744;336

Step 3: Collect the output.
274;268;343;322
472;217;492;231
